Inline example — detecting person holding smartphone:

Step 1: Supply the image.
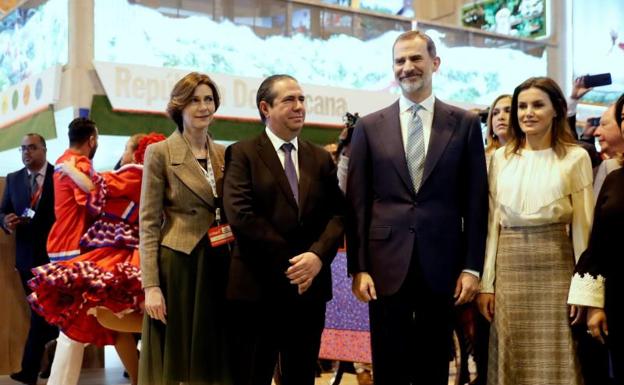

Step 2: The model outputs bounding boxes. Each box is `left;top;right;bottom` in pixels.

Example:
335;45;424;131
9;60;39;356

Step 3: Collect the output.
0;133;58;385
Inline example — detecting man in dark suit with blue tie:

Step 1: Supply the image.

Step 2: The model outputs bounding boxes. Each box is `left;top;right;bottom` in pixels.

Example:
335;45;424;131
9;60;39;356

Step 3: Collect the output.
224;75;344;385
1;133;57;385
346;31;488;385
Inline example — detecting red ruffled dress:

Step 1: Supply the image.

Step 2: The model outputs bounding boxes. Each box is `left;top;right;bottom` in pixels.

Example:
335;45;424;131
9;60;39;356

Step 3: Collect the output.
28;164;144;346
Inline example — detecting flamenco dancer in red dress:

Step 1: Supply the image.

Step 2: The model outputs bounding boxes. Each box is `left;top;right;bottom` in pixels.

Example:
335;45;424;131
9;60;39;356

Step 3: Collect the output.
28;133;165;385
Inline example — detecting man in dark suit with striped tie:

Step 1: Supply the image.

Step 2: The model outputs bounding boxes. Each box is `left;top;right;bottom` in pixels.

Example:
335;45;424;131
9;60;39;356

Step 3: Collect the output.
346;31;488;385
224;75;345;385
1;133;57;385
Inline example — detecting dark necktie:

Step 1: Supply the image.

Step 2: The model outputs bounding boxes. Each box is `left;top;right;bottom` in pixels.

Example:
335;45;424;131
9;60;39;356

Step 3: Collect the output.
281;143;299;205
30;172;39;198
406;104;426;193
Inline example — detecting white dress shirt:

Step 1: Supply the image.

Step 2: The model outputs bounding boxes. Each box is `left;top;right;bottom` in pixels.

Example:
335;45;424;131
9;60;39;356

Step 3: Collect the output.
27;162;48;188
399;92;435;155
265;127;300;180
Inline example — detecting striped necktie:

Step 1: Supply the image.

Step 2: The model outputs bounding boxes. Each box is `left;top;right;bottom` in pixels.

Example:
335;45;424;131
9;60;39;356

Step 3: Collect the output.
405;104;426;193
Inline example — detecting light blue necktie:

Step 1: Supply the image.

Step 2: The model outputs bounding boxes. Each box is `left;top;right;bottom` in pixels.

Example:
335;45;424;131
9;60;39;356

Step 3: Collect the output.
281;143;299;205
406;104;425;193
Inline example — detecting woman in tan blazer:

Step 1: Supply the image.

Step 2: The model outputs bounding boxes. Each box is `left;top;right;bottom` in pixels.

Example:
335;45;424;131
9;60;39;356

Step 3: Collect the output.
138;72;231;385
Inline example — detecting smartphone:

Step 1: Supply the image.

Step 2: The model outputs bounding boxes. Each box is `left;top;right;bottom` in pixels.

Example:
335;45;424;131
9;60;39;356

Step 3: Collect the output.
17;216;31;224
583;73;612;88
587;117;601;127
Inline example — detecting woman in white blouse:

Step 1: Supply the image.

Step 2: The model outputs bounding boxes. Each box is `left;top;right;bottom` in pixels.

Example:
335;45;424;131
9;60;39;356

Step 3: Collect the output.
476;77;594;385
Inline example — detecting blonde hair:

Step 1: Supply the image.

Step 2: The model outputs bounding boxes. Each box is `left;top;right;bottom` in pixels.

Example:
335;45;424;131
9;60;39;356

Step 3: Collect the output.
128;133;147;153
485;94;512;154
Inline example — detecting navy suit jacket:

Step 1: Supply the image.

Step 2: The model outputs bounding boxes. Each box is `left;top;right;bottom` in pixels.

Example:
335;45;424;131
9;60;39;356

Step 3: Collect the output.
0;163;55;273
223;132;345;303
346;99;488;296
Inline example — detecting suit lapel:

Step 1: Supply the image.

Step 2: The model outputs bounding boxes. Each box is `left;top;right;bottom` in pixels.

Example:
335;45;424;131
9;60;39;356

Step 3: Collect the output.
256;132;298;210
379;102;415;194
37;163;54;210
16;168;31;209
22;168;32;198
168;130;215;209
421;99;457;187
297;140;313;216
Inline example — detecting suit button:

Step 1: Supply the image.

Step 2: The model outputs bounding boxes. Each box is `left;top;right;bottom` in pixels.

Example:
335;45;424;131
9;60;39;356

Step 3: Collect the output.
409;226;415;233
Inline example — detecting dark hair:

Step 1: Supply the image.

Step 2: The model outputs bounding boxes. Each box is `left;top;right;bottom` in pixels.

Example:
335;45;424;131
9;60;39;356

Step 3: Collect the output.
392;30;437;59
68;117;97;146
615;93;624;129
167;72;221;132
485;94;512;154
508;77;576;159
25;133;47;149
614;93;624;166
256;74;297;123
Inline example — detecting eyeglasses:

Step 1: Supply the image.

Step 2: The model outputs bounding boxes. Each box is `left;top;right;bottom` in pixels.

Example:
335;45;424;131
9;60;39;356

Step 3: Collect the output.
19;145;44;153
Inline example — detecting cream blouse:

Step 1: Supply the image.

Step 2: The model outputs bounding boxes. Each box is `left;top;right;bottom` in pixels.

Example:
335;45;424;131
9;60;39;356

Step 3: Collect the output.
480;145;594;293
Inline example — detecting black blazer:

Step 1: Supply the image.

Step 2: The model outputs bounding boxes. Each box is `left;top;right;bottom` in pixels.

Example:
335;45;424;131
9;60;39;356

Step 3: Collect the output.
223;132;345;303
346;99;488;296
0;163;55;273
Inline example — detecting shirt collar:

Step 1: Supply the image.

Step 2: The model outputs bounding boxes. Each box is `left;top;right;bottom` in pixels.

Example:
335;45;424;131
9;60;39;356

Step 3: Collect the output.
27;162;48;178
265;126;299;152
399;92;436;114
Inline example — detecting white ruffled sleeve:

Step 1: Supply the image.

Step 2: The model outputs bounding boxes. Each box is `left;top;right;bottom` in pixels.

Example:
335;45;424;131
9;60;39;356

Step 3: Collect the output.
568;149;594;262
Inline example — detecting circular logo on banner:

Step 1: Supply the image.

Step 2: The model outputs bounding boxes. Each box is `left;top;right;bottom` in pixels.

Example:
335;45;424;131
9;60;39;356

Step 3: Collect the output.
12;90;19;110
35;78;43;100
23;84;31;106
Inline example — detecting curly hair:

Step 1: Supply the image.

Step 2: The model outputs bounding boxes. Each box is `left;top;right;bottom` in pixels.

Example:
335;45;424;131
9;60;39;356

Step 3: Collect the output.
134;133;167;165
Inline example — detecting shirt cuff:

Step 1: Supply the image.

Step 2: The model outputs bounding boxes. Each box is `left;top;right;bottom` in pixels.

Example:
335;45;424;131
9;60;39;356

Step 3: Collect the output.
567;272;605;308
463;269;480;279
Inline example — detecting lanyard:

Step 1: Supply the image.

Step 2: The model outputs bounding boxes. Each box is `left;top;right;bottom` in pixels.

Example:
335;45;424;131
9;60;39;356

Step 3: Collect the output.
30;183;43;208
200;154;222;224
183;135;221;224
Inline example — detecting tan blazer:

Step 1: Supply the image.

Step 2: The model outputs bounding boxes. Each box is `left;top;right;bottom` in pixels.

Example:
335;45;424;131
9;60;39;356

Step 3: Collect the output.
139;130;225;288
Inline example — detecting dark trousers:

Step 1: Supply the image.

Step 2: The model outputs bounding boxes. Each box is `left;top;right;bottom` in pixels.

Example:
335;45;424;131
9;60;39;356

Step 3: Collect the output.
472;306;490;385
17;269;58;380
573;324;611;385
228;299;326;385
369;260;454;385
607;283;623;385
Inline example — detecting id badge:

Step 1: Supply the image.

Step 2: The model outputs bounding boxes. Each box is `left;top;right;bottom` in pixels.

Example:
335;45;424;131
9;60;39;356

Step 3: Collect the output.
21;207;36;219
208;224;235;247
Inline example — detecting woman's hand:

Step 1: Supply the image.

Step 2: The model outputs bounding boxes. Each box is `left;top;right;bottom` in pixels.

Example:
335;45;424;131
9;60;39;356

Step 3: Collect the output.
476;293;495;322
569;305;585;326
144;286;167;324
587;307;608;344
58;157;77;176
